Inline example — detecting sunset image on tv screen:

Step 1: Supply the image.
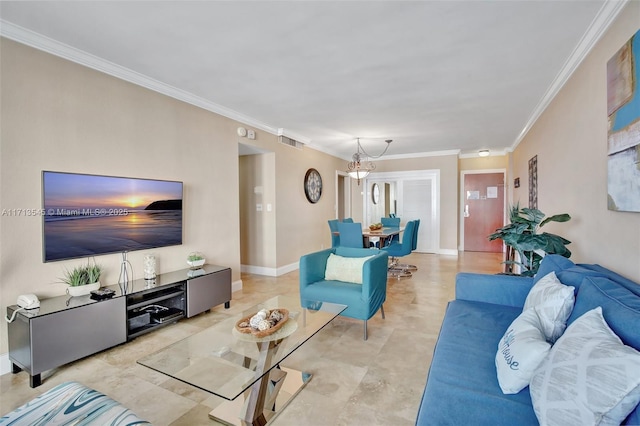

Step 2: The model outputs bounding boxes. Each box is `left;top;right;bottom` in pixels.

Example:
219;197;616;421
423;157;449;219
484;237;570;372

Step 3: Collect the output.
43;171;183;262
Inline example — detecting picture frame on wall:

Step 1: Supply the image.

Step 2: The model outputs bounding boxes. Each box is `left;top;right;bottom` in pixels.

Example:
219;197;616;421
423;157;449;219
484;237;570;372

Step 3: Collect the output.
529;155;538;209
607;29;640;212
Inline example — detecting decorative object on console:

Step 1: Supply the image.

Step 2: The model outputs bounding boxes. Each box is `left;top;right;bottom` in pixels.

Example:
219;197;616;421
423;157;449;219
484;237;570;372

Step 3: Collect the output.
187;252;205;269
607;29;640;213
143;253;157;279
61;259;102;297
488;202;571;276
303;168;322;203
346;138;392;185
118;251;133;294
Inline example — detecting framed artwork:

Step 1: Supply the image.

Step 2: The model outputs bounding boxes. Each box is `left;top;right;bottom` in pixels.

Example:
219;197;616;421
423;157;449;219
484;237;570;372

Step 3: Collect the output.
607;29;640;212
529;155;538;209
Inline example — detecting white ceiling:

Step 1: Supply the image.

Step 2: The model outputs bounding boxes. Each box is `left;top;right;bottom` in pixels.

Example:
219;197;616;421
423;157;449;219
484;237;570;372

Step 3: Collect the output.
0;1;623;160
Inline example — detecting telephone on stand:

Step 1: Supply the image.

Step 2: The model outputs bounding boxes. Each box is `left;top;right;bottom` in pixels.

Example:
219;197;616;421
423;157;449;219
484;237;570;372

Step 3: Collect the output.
5;294;40;323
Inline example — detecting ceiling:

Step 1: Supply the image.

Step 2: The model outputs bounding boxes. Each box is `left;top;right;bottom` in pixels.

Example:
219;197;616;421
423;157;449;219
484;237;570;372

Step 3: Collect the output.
0;1;623;160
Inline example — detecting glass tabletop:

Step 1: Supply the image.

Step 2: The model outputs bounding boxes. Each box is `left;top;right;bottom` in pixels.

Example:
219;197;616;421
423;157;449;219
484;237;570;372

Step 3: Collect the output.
137;295;346;401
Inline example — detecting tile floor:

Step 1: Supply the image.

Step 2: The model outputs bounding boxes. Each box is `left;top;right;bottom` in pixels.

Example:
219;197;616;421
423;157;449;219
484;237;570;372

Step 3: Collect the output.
0;251;503;425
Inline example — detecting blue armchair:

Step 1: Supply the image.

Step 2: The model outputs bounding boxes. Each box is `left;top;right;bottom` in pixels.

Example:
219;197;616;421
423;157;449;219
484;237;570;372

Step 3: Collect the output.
299;247;389;340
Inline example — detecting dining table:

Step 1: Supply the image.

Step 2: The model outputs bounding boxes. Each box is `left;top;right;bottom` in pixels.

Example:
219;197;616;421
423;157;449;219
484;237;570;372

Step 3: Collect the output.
361;226;404;248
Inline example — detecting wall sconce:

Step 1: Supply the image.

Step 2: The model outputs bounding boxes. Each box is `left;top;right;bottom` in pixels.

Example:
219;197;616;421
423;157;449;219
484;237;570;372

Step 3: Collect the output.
478;149;490;157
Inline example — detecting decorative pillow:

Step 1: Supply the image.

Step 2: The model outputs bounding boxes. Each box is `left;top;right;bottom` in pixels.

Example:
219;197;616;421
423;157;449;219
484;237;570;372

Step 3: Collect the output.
324;253;374;284
533;255;575;284
530;307;640;426
523;271;575;342
495;307;551;394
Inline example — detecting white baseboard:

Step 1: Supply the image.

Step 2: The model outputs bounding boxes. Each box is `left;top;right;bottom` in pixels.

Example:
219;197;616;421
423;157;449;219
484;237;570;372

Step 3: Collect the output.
232;279;243;292
241;261;299;277
1;352;11;376
437;249;459;256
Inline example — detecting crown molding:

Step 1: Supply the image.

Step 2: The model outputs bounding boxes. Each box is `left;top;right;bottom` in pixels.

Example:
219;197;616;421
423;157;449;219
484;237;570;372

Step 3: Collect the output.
382;149;461;160
0;19;286;138
511;0;628;150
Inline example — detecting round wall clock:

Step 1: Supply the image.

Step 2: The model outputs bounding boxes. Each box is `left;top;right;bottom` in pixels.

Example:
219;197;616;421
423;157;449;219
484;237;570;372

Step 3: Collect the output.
372;183;380;204
304;168;322;203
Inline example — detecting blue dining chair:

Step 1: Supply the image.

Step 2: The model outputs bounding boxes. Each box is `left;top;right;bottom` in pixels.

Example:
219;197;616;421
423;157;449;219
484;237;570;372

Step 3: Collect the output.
381;217;400;227
328;219;340;248
380;217;401;246
337;222;364;248
396;219;419;271
343;217;354;223
382;220;416;278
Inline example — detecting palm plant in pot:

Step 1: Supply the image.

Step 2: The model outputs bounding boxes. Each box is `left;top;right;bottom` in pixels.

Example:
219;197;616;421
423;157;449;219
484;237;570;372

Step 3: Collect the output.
488;203;572;276
62;259;102;297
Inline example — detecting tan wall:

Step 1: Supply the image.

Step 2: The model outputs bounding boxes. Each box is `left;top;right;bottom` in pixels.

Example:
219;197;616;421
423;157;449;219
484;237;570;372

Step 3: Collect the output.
374;154;459;252
0;39;244;353
459;155;508;171
274;146;346;266
512;1;640;281
238;139;346;270
239;152;277;268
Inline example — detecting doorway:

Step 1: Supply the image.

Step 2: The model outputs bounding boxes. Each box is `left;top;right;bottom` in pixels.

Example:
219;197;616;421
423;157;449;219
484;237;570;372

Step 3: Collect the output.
335;171;351;220
461;171;505;252
365;170;440;253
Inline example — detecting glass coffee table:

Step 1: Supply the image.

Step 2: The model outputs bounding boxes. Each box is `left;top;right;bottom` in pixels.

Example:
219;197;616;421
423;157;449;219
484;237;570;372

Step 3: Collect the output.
138;295;346;426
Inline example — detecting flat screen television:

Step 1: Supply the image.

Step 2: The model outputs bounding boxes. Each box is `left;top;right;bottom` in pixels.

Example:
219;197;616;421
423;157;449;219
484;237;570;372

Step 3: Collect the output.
42;171;183;262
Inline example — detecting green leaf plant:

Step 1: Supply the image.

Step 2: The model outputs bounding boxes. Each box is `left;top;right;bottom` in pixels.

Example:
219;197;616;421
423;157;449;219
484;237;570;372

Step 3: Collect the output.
488;202;571;277
61;258;102;287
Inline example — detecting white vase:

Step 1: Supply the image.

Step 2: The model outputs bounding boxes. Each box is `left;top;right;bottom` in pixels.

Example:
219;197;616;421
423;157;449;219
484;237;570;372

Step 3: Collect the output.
143;254;157;279
67;282;100;297
187;259;205;269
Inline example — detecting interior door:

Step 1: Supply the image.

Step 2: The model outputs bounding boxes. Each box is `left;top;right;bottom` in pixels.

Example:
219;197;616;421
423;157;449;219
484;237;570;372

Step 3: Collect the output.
463;172;504;252
402;179;435;252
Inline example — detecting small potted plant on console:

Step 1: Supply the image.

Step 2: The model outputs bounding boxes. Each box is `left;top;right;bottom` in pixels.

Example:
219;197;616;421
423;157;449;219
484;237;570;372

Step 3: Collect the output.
62;259;102;297
187;252;205;269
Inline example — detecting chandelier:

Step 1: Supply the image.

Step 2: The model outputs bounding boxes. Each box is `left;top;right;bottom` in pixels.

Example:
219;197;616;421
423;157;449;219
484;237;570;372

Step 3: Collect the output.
346;138;392;185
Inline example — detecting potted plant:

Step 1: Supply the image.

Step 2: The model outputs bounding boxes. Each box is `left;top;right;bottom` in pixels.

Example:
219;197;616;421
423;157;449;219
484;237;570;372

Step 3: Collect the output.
62;260;102;297
187;252;205;269
488;203;571;276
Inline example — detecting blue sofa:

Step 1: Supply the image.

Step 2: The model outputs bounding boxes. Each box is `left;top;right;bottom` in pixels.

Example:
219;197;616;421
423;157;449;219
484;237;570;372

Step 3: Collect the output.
416;255;640;425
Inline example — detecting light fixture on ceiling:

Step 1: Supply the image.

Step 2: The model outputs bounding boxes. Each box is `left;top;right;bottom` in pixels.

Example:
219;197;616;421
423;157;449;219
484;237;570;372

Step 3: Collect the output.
347;138;392;185
478;149;490;157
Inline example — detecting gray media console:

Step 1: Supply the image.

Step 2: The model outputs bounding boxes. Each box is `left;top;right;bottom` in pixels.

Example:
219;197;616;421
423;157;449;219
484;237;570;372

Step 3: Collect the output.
6;264;231;387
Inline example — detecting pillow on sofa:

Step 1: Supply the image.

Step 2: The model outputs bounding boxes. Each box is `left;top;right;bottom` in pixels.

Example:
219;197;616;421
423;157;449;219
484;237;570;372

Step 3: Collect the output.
533;255;575;284
324;253;374;284
523;271;575;342
568;276;640;350
530;307;640;426
495;307;551;394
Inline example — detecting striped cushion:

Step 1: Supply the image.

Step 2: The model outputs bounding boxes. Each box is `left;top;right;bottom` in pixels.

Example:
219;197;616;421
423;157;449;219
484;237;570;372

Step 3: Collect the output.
0;381;149;425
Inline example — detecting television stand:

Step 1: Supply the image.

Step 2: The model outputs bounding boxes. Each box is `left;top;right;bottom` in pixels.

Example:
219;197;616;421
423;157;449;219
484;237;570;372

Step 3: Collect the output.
6;264;231;388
